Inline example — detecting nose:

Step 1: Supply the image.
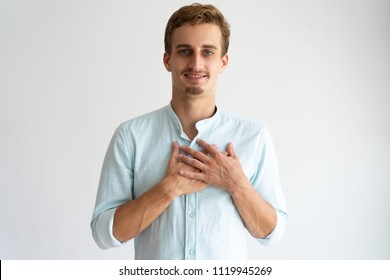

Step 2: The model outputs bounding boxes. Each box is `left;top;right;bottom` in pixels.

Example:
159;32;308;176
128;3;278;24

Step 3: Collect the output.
188;51;203;70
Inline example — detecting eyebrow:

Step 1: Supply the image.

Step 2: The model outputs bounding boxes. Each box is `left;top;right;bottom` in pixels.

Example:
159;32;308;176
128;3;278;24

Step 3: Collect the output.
175;44;218;50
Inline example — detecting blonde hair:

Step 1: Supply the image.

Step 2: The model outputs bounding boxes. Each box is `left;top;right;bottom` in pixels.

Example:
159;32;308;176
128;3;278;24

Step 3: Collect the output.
164;3;230;56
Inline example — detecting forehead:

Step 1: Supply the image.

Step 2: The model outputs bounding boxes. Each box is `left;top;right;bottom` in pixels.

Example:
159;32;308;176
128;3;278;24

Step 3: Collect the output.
171;23;222;49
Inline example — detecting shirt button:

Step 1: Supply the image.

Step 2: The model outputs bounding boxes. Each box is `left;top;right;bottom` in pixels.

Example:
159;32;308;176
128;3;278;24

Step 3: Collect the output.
189;249;193;255
189;213;194;218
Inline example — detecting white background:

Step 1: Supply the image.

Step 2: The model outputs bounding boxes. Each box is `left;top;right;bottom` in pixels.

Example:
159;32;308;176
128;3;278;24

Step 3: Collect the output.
1;0;389;259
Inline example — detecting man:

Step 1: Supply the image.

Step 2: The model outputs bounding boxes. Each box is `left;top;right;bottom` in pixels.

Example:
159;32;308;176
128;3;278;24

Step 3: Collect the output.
91;3;288;260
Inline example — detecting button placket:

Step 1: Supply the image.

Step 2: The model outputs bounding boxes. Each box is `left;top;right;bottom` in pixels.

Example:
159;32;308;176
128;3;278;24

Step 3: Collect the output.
185;192;196;259
183;137;201;259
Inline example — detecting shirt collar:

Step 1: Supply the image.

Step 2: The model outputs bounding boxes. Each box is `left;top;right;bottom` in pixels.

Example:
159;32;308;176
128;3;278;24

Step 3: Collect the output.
166;102;221;134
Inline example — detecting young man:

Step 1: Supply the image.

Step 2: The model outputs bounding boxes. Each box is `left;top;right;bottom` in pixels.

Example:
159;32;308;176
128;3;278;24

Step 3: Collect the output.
91;3;288;260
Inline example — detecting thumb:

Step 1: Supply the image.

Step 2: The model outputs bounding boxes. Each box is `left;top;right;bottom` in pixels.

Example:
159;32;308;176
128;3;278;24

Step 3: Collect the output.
169;142;180;163
226;142;237;158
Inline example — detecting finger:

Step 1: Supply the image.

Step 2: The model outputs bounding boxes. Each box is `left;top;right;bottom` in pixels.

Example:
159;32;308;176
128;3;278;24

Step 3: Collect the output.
179;169;205;181
201;144;218;156
169;142;180;163
226;142;237;158
181;145;210;163
172;141;180;155
178;154;206;171
196;138;219;156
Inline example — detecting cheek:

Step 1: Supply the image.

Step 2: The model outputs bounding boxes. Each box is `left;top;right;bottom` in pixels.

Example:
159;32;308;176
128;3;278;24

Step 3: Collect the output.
171;61;186;73
210;58;224;70
209;63;223;76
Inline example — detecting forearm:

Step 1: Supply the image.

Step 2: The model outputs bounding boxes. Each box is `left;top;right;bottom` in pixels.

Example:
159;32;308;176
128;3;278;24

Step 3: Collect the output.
113;141;209;242
178;140;277;238
113;177;177;242
229;179;277;239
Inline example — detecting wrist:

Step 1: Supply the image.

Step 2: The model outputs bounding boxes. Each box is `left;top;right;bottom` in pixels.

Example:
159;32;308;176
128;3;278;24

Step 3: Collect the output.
159;175;182;199
227;176;253;196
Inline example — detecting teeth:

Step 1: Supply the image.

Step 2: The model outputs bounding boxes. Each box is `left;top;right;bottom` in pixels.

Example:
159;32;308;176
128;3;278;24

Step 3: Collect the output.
186;74;205;78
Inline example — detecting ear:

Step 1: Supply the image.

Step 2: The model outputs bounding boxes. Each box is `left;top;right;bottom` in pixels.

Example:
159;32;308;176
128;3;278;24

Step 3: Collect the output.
219;53;229;73
163;52;172;72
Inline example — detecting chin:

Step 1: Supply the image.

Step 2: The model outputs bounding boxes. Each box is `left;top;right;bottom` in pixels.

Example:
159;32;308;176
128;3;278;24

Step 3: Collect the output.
185;86;205;95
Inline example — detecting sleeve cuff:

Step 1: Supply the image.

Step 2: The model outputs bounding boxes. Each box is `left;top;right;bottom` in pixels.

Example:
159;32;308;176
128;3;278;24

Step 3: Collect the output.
92;208;125;249
255;210;288;246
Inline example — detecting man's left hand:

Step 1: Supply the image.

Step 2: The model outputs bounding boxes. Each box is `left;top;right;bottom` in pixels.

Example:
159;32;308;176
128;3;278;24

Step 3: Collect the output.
178;139;250;193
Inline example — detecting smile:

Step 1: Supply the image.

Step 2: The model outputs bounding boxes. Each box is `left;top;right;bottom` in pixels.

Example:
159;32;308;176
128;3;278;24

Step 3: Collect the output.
184;73;207;79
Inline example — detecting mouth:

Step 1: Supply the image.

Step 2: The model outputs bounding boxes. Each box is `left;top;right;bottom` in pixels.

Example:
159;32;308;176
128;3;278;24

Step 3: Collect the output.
183;72;208;83
184;73;207;78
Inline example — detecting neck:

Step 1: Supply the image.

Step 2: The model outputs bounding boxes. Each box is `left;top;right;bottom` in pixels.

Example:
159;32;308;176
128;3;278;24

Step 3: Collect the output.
171;95;216;140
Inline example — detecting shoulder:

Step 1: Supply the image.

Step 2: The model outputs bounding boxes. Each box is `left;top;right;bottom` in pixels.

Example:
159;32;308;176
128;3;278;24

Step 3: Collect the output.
218;108;267;134
116;105;168;132
107;106;169;148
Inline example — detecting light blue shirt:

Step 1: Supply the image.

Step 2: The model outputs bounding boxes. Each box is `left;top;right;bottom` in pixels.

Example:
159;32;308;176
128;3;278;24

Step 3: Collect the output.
91;104;288;259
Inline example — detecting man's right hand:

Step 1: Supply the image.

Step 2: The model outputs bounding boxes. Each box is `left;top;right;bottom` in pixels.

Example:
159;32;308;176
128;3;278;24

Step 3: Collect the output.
113;142;208;242
164;142;208;197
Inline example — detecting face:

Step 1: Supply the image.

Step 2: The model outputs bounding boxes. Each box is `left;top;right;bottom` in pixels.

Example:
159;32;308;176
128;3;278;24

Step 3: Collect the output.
163;23;228;99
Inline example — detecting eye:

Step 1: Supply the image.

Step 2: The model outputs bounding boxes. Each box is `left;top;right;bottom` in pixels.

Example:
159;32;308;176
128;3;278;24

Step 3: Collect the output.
178;49;192;55
204;50;214;56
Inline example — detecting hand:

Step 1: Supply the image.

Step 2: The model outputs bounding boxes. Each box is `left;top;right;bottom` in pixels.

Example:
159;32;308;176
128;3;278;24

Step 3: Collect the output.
178;139;250;193
164;142;208;197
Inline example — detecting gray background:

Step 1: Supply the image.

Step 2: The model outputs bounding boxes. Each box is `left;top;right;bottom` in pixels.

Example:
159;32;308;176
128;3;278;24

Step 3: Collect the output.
1;0;389;259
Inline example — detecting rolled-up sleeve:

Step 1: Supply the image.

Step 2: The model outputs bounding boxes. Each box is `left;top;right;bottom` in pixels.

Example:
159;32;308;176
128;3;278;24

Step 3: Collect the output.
91;208;123;249
251;127;288;245
90;124;133;249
